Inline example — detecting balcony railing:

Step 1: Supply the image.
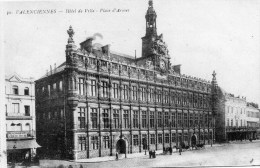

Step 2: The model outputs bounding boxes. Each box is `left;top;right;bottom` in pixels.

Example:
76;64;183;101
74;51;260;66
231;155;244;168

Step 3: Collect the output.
225;126;258;131
6;131;35;139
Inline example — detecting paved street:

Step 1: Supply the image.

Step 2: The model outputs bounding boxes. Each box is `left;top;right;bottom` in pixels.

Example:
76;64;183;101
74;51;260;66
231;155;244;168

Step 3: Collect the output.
34;141;260;168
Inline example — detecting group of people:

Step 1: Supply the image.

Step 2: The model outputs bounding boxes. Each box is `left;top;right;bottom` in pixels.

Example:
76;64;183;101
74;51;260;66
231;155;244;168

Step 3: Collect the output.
149;150;156;158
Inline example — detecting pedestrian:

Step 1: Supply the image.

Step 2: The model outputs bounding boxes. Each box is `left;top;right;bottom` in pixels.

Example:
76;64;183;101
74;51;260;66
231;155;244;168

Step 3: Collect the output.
191;133;197;150
116;151;119;160
169;147;172;155
149;150;151;159
153;150;156;158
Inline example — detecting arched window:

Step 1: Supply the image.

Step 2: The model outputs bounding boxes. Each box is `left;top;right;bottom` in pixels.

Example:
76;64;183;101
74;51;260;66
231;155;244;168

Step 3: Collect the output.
13;85;18;95
25;123;30;131
24;87;29;95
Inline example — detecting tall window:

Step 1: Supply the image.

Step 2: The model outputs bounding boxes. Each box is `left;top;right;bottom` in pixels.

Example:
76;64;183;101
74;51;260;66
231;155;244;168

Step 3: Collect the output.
91;108;98;129
112;83;119;99
157;90;162;103
194;113;199;126
113;109;120;129
60;109;64;119
91;136;99;150
199;113;203;127
165;133;170;143
172;133;176;143
122;85;128;100
78;136;86;151
209;114;212;127
78;78;85;95
142;134;147;149
140;87;146;101
53;83;56;90
183;113;188;127
133;135;139;146
158;134;163;144
78;107;86;128
142;111;147;128
103;109;109;129
165;112;169;127
24;87;29;95
158;112;162;127
204;114;208;127
148;88;154;102
133;110;139;128
132;86;138;101
150;134;155;144
103;136;110;149
101;81;108;97
177;112;182;127
90;80;96;96
13;85;18;95
150;111;155;128
123;110;129;128
59;81;63;91
227;118;229;126
164;91;169;104
171;92;175;104
12;103;19;113
172;113;176;127
48;85;50;96
24;106;30;116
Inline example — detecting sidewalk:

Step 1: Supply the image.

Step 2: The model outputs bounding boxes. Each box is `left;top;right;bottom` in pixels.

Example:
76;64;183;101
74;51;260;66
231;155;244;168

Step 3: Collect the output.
74;150;163;163
74;143;223;163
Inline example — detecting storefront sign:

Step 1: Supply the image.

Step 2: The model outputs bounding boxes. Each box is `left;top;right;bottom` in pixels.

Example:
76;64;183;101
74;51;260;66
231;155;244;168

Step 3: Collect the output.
7;132;29;139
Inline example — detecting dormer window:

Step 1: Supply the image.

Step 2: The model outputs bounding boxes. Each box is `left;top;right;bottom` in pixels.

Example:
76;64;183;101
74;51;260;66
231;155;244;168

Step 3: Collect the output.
13;85;18;95
24;87;29;95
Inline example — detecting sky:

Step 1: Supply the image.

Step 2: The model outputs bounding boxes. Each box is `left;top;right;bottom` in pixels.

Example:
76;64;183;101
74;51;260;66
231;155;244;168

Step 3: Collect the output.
3;0;260;104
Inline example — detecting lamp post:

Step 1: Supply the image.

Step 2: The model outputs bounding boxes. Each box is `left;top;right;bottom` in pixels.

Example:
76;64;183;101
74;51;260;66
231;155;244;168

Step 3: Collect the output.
13;145;17;167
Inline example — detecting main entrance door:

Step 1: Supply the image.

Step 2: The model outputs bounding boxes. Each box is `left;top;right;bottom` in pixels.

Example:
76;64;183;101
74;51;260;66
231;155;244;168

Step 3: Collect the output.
116;139;126;154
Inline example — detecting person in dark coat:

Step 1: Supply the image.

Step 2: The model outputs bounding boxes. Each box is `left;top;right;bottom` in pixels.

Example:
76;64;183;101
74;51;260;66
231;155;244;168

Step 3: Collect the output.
179;140;185;155
149;150;152;158
191;133;197;150
115;151;119;160
169;147;172;155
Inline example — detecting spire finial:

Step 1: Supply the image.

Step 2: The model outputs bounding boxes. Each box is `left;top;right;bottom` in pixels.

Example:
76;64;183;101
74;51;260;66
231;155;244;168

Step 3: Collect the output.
212;70;218;86
67;25;75;44
212;70;216;79
149;0;153;7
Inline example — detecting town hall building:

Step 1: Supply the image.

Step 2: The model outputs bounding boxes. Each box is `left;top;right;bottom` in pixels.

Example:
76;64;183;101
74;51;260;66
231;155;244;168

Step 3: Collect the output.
35;0;217;160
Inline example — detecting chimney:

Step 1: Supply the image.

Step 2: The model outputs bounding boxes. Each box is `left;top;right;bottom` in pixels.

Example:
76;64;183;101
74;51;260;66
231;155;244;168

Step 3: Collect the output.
54;63;56;73
50;65;52;75
101;44;110;56
80;37;94;53
173;65;181;74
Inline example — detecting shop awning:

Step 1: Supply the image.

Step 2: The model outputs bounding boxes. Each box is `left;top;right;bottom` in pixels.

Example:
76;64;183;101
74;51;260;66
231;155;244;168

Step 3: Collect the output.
7;139;41;150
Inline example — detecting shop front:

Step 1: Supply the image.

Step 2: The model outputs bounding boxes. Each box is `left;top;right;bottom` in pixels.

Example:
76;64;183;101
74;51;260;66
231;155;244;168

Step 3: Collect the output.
7;139;40;164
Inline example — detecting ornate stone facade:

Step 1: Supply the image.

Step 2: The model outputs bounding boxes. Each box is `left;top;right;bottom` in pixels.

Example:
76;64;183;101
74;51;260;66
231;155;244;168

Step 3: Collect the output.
35;0;216;160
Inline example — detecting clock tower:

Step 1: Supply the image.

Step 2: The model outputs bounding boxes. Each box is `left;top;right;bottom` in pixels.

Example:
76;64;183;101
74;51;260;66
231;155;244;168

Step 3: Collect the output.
141;0;170;74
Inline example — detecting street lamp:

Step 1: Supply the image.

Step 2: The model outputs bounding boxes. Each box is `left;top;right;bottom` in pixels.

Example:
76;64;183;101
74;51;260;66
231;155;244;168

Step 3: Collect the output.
13;145;17;167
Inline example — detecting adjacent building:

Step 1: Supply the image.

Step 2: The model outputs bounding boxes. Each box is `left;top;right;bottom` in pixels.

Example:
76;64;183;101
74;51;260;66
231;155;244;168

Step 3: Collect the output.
214;89;259;142
35;0;217;160
5;73;40;163
246;102;259;139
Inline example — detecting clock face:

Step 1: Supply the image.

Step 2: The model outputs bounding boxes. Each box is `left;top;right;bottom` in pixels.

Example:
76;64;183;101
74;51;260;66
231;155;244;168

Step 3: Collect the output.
160;60;165;69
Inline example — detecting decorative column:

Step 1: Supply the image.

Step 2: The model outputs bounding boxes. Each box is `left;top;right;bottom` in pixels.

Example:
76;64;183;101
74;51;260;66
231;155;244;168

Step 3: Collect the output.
211;70;218;144
65;26;79;160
